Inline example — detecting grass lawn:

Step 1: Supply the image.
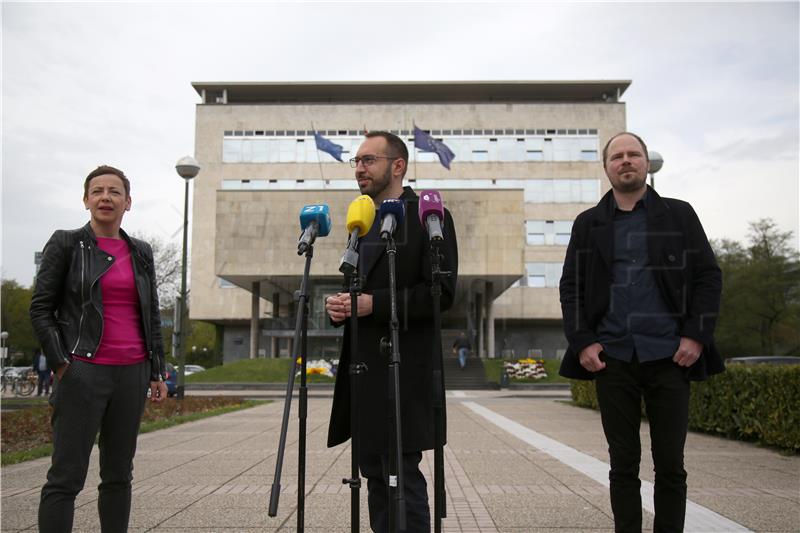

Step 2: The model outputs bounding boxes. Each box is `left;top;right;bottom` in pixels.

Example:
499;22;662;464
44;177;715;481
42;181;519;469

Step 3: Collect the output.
1;396;267;466
483;358;567;384
186;358;335;384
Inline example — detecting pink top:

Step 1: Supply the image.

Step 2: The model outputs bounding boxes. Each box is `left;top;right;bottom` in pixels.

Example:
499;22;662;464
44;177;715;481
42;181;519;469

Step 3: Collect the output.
74;237;147;365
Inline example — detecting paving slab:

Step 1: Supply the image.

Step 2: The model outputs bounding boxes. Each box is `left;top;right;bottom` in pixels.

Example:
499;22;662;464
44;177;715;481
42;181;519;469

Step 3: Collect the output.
2;390;798;532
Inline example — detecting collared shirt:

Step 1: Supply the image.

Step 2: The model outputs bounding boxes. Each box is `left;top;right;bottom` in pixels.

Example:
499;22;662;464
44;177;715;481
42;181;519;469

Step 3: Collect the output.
596;193;680;363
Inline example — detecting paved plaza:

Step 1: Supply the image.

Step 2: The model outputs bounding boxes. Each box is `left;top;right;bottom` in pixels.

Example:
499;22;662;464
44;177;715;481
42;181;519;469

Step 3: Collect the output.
2;389;798;532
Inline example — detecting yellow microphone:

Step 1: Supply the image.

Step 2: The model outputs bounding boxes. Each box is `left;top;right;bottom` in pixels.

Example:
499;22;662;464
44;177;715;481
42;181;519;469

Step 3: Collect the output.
340;195;375;275
345;195;375;237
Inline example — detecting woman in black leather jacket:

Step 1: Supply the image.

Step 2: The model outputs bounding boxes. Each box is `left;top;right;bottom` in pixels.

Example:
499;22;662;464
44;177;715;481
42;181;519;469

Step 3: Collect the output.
30;165;168;533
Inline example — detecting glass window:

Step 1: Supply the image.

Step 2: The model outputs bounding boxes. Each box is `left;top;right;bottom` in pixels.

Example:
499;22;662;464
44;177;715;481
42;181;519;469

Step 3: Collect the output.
526;150;543;161
555;233;571;245
472;150;489;162
581;150;598;161
222;139;242;163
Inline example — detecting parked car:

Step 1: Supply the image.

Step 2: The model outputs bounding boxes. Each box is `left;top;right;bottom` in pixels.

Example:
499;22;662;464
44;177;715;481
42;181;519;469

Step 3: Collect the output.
164;363;177;397
183;364;206;376
727;356;800;365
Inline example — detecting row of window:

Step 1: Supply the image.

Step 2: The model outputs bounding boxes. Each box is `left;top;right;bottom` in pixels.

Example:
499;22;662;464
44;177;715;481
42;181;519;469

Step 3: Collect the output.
220;178;600;204
222;134;599;164
224;128;599;137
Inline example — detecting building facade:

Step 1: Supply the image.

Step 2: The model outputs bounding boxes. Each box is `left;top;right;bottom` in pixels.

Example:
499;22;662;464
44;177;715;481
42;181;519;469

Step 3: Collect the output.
189;81;629;362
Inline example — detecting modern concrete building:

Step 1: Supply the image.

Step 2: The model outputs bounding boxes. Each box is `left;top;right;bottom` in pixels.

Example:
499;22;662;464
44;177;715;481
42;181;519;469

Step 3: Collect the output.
188;81;629;363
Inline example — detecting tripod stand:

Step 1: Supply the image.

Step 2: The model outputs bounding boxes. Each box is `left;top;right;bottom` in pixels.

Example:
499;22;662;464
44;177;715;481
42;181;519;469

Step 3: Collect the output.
430;241;451;533
380;234;407;533
341;269;367;533
268;244;314;531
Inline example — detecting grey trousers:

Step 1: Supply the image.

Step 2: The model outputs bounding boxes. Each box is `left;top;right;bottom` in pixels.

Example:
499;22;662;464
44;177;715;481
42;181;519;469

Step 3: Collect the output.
39;358;150;533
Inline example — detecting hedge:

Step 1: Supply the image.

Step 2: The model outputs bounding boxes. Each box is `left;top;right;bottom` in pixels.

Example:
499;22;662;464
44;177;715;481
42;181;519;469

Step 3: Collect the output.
570;364;800;452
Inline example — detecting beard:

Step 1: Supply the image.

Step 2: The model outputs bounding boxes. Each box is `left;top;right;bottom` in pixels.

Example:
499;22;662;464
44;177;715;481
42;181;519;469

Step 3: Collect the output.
358;164;392;199
611;171;646;193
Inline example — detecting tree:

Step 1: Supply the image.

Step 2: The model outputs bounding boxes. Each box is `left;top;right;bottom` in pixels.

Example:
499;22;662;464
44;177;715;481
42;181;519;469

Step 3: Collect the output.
713;219;800;357
0;279;38;361
131;232;181;307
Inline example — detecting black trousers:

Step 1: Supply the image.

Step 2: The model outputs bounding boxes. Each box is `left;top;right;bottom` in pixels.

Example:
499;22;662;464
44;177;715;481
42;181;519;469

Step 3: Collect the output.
39;359;150;533
595;355;690;533
37;371;51;396
360;450;430;533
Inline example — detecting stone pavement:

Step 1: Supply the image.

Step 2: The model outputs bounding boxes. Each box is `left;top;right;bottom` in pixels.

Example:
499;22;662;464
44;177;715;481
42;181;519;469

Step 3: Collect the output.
2;389;798;532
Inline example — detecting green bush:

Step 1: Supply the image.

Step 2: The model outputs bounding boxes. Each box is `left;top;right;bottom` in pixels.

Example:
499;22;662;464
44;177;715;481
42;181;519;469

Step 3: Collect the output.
569;364;800;452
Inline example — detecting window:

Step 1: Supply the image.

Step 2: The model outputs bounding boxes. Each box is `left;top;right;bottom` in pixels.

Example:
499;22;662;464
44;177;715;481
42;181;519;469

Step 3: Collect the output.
526;220;573;245
581;150;598;161
524;179;600;203
472;150;489;162
526;150;543;161
524;262;563;288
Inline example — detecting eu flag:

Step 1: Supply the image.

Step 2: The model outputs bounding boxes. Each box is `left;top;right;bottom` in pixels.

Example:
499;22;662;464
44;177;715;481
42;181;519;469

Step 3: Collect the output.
413;126;455;170
314;132;344;162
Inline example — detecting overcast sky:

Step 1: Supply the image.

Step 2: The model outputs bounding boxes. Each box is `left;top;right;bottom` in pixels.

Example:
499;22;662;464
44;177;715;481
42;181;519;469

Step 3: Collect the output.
2;1;798;285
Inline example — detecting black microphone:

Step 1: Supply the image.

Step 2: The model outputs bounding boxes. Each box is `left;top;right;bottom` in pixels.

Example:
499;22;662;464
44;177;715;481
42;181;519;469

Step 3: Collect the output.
378;199;405;240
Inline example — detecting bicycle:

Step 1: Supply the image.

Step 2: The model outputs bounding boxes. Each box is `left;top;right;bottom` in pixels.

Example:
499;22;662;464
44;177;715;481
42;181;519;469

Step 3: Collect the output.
1;368;36;396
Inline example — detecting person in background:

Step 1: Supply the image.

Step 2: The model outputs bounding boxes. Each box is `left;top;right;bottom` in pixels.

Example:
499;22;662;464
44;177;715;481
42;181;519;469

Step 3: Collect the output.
452;331;471;370
32;349;51;396
30;165;168;533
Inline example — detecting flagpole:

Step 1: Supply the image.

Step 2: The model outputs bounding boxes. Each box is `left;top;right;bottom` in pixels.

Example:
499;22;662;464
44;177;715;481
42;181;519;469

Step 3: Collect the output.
412;121;418;183
311;122;326;188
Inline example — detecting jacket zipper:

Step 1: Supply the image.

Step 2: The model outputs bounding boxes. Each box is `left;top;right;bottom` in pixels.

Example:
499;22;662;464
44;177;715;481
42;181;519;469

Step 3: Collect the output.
71;240;86;354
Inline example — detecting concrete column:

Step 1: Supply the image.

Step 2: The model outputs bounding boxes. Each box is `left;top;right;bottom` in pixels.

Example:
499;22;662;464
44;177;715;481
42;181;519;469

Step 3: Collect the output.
271;292;280;358
475;292;484;359
485;281;495;359
250;281;260;359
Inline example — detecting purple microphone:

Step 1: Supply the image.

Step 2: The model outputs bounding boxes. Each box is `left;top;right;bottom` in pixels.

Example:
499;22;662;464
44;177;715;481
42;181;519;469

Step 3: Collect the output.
418;189;445;241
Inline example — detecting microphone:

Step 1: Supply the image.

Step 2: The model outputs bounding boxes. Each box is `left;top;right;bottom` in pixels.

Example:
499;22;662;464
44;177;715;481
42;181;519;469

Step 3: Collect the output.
378;198;405;240
339;195;376;275
418;190;445;241
297;204;331;255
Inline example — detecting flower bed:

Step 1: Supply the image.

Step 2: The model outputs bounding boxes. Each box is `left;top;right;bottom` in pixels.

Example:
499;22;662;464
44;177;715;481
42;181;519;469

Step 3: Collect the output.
503;358;548;380
296;358;338;378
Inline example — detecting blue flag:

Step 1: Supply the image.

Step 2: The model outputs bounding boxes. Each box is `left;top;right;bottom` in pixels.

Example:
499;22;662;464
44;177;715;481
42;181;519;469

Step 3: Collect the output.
413;126;455;170
314;132;344;162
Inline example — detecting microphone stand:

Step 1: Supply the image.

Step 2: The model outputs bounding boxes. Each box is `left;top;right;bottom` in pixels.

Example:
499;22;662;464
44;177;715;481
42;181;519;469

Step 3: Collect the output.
430;240;451;533
268;243;313;531
380;234;406;533
341;266;366;533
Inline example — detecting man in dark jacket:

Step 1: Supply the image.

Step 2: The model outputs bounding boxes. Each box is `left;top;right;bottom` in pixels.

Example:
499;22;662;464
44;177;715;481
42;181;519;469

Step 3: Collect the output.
559;132;722;533
326;131;458;533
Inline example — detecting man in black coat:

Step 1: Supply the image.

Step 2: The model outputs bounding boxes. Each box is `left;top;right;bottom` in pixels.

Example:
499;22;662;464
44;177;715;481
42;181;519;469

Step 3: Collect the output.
326;131;458;533
559;132;723;533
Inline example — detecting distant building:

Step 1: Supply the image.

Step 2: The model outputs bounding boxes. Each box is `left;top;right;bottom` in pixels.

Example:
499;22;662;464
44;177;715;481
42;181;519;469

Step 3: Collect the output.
189;81;629;362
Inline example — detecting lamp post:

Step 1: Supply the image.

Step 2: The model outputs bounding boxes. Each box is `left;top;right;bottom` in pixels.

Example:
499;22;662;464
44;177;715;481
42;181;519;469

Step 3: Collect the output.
648;150;664;190
174;156;201;400
1;331;8;375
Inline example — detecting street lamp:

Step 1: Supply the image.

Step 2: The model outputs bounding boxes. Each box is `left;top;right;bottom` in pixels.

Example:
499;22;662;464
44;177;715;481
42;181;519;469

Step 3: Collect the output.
648;150;664;190
1;331;8;374
174;156;201;400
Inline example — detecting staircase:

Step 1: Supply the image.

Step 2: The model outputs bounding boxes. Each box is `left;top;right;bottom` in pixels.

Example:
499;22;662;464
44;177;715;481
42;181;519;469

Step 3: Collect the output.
442;357;498;390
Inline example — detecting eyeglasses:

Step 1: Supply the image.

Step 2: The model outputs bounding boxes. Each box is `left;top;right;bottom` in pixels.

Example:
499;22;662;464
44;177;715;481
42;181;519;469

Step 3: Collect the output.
349;155;397;168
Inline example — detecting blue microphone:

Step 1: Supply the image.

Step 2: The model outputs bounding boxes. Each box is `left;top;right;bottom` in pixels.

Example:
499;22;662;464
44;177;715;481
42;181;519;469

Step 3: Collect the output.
378;199;405;240
297;204;331;255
